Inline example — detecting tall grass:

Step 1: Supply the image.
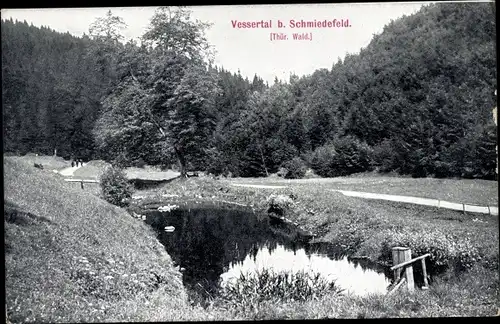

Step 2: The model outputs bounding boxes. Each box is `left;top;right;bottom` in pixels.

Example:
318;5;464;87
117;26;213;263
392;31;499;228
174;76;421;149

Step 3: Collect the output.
218;269;343;306
3;157;195;322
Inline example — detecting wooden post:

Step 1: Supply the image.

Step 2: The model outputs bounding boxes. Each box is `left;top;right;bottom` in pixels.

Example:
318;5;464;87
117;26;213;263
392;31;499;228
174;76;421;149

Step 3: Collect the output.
421;258;429;290
392;247;415;292
403;248;415;292
387;277;406;296
81;181;84;190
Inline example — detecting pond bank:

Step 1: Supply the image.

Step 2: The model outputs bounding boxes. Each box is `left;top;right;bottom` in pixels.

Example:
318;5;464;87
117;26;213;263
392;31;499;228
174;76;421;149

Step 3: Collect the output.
135;204;394;303
129;176;499;317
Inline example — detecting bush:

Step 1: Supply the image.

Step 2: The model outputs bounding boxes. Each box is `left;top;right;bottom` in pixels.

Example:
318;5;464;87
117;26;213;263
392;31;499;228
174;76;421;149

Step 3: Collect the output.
310;136;374;177
379;228;483;274
219;269;343;307
266;194;295;216
281;157;307;179
99;165;134;207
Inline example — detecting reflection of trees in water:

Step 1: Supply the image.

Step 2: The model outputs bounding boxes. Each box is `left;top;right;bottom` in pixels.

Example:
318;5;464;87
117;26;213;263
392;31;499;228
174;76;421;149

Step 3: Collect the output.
147;207;393;303
148;207;283;301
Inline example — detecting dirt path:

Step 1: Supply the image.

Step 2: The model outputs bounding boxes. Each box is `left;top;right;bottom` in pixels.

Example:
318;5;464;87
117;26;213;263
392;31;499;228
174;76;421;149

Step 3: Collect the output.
57;165;83;177
333;190;498;215
230;183;287;189
229;183;498;215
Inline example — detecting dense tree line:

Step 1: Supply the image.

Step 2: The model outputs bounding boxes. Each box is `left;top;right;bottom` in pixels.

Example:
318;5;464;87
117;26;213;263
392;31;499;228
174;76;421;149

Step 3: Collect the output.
2;16;122;159
208;2;497;179
2;3;497;179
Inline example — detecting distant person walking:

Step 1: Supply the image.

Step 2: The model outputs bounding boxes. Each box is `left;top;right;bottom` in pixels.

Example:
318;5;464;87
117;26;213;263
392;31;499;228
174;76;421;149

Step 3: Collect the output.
71;161;75;167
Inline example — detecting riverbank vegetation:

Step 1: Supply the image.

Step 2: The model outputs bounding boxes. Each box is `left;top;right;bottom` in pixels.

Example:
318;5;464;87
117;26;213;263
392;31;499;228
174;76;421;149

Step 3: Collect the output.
132;174;499;317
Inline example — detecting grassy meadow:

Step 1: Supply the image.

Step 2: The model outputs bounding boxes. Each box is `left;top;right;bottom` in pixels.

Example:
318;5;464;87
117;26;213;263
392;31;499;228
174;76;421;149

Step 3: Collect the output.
3;156;230;322
4;155;499;321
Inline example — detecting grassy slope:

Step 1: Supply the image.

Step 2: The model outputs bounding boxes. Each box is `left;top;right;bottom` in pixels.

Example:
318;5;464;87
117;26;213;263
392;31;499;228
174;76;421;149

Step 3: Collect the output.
6;154;71;170
3;157;232;322
227;175;498;206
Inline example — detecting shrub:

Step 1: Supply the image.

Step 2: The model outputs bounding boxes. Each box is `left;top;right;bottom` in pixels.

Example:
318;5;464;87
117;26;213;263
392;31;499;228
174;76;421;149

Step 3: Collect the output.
310;136;374;177
281;157;307;179
379;228;484;274
218;269;343;307
99;165;134;207
277;167;288;178
266;194;295;216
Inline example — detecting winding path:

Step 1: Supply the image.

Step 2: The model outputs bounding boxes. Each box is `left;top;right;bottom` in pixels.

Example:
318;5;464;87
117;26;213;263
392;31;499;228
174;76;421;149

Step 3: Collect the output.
333;189;498;216
229;183;498;216
57;165;83;177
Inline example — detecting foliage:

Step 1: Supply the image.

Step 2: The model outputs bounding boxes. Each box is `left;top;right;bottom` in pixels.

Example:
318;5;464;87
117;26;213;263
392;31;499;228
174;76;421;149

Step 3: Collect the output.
379;228;484;273
2;2;497;180
372;139;399;173
92;7;221;176
310;136;374;177
99;165;134;207
1;18;115;159
281;157;308;179
218;269;343;307
142;6;214;63
266;194;295;216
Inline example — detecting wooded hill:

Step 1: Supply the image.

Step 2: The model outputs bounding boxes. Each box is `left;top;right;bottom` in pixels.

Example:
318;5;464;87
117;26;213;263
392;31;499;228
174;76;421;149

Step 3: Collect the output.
2;3;497;179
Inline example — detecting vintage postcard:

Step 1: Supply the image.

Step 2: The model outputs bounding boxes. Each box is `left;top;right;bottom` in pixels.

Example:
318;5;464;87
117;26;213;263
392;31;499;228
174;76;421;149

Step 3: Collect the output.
2;1;498;321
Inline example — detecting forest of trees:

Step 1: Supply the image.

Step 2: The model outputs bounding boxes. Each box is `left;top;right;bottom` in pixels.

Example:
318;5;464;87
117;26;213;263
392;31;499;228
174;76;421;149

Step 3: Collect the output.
2;3;497;179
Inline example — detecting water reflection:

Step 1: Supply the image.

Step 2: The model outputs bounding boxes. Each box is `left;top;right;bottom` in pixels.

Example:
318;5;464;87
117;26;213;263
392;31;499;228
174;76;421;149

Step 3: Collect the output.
145;206;391;301
221;244;391;296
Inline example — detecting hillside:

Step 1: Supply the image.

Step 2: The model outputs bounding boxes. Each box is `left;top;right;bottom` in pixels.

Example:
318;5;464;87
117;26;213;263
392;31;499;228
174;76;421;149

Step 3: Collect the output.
3;157;200;322
3;3;497;180
173;2;497;179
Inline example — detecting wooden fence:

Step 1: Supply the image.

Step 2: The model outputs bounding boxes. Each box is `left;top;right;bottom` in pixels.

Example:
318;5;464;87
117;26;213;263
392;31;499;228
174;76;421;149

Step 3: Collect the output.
387;247;430;295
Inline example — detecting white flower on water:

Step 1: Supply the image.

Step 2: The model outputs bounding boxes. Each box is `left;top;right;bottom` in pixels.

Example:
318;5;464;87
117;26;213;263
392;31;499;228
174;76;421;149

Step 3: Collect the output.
158;204;179;212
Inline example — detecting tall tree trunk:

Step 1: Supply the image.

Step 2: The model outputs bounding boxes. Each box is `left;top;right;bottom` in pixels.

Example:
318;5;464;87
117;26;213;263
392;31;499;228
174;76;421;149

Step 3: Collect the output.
258;140;269;177
175;145;187;177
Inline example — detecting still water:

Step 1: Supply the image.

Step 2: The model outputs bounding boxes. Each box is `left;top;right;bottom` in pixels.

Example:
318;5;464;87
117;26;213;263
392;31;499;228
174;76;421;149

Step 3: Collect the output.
145;206;391;301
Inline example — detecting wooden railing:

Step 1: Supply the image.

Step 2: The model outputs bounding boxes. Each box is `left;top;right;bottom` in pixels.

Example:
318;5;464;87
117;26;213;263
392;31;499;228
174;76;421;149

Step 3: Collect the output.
64;178;99;189
387;247;430;295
